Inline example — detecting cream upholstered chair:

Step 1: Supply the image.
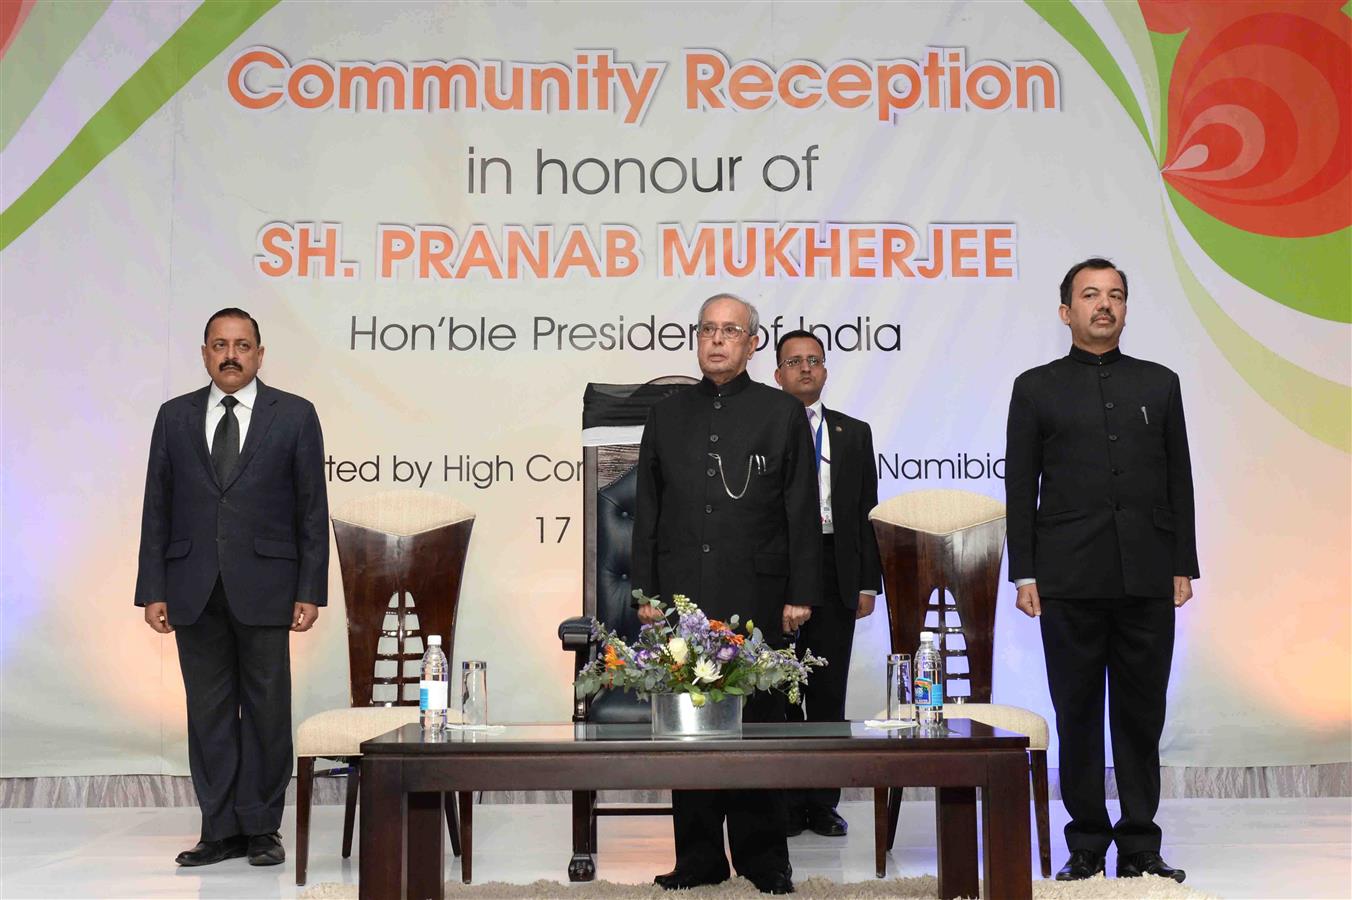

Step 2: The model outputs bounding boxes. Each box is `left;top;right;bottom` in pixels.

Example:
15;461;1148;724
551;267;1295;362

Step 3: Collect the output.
295;491;475;885
869;489;1052;878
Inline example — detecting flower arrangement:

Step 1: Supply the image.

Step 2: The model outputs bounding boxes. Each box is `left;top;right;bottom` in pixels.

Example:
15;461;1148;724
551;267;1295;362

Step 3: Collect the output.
575;591;825;707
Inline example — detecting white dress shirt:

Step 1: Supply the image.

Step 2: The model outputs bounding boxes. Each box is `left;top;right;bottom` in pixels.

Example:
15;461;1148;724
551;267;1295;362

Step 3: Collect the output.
807;400;877;599
205;378;258;452
806;401;833;534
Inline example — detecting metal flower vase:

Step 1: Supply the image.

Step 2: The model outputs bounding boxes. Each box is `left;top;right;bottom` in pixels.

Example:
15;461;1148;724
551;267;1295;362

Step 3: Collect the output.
650;692;744;739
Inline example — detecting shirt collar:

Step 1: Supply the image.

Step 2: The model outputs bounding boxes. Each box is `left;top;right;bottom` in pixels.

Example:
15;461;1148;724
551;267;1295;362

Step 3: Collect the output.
806;399;824;421
697;370;752;397
1067;345;1122;366
208;378;258;409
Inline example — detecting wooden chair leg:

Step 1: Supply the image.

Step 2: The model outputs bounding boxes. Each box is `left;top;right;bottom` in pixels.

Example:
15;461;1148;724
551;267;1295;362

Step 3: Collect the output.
458;790;474;883
341;761;359;859
886;786;903;849
1030;749;1052;879
444;792;462;857
295;757;313;886
872;786;888;878
589;791;598;852
568;790;597;881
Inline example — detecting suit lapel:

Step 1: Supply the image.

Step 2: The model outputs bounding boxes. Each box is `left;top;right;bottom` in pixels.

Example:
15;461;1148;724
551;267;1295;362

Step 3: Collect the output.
824;406;847;501
223;380;278;492
188;386;215;484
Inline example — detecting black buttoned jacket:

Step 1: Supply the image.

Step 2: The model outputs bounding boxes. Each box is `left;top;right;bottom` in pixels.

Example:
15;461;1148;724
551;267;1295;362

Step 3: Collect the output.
632;372;823;643
1004;346;1200;599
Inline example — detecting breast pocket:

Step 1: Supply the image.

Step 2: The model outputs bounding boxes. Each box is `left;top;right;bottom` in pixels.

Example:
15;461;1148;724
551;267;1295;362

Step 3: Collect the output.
1135;403;1165;433
712;451;776;499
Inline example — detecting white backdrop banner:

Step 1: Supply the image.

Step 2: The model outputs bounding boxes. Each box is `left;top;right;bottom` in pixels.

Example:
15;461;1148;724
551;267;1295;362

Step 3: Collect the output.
1;0;1348;776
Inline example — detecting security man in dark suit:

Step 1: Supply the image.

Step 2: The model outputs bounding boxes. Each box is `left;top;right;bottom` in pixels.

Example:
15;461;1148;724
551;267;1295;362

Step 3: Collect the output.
773;329;882;838
1005;258;1198;884
135;308;329;868
633;294;821;895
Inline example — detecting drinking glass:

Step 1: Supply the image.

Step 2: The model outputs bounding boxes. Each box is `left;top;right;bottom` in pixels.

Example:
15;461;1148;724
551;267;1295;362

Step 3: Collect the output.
461;660;488;726
886;653;913;722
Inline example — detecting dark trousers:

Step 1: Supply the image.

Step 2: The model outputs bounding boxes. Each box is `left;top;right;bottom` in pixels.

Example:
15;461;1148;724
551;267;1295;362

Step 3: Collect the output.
1040;596;1174;855
175;577;293;841
784;534;855;811
670;691;789;879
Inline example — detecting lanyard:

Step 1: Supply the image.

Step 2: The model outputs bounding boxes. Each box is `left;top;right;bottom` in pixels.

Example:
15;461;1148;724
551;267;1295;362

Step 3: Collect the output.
812;414;824;473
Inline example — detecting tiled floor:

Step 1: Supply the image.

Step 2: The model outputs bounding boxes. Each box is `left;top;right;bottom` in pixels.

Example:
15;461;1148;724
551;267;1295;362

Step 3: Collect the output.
1;797;1348;898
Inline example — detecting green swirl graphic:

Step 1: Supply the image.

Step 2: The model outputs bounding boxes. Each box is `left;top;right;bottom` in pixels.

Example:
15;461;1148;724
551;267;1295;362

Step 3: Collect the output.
1028;0;1351;452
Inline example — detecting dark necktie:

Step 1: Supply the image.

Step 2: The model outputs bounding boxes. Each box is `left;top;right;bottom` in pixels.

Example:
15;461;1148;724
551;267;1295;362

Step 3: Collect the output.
807;407;823;473
212;396;240;485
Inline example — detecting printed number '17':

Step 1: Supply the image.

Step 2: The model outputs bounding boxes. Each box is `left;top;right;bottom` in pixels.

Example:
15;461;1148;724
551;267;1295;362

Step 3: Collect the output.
536;516;571;544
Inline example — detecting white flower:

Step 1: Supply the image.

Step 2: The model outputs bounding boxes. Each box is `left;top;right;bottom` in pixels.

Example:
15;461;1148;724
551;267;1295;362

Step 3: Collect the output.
693;658;722;684
667;637;689;665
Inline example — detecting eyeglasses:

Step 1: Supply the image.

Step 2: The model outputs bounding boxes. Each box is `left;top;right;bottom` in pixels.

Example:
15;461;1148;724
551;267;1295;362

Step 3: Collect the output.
697;323;750;341
779;356;825;370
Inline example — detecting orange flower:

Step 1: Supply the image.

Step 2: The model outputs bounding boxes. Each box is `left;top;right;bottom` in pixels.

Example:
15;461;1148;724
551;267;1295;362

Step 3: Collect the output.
604;645;625;670
709;619;729;632
731;634;745;645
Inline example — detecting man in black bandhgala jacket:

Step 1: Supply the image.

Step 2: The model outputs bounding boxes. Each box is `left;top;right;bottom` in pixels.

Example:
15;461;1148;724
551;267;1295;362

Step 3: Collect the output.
1005;258;1198;885
632;293;821;895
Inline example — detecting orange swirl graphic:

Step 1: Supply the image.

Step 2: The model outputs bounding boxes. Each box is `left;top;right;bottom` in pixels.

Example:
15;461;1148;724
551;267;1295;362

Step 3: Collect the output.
1142;0;1350;238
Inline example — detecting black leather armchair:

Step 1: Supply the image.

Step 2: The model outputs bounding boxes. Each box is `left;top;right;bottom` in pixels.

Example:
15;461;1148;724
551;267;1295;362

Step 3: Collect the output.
558;378;695;881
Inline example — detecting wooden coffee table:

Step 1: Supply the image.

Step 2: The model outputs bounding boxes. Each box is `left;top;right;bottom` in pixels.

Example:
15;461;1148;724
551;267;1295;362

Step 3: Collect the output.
358;720;1031;900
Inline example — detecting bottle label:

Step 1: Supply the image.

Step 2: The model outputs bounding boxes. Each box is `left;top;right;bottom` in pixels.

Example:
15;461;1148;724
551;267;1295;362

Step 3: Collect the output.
420;680;448;711
916;679;943;708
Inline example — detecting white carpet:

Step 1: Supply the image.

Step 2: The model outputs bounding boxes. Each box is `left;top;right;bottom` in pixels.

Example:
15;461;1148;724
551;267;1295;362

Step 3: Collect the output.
6;799;1346;898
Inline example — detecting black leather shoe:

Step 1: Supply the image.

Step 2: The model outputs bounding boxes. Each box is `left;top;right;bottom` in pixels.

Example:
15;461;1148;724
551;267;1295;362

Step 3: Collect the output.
1117;850;1186;883
806;807;848;837
175;836;246;867
747;870;795;894
785;807;808;837
1055;848;1105;881
247;831;285;867
653;866;729;890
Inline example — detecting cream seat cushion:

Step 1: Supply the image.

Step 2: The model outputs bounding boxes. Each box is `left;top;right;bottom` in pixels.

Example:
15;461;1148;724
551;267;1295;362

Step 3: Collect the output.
330;490;475;536
869;489;1004;536
945;702;1048;750
297;706;463;758
874;702;1047;750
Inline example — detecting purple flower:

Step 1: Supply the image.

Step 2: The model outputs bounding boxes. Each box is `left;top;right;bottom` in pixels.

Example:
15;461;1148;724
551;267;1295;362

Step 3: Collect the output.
678;610;710;637
715;643;738;662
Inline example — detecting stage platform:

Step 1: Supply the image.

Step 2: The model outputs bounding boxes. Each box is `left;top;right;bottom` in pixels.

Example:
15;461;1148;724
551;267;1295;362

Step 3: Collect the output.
1;798;1348;898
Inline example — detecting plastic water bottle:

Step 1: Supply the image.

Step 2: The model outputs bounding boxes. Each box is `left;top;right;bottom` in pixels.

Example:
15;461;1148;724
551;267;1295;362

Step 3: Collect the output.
914;631;944;727
419;635;449;732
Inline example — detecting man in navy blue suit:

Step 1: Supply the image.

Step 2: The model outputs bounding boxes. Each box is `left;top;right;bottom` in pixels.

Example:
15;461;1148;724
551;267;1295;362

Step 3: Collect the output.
135;308;329;867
